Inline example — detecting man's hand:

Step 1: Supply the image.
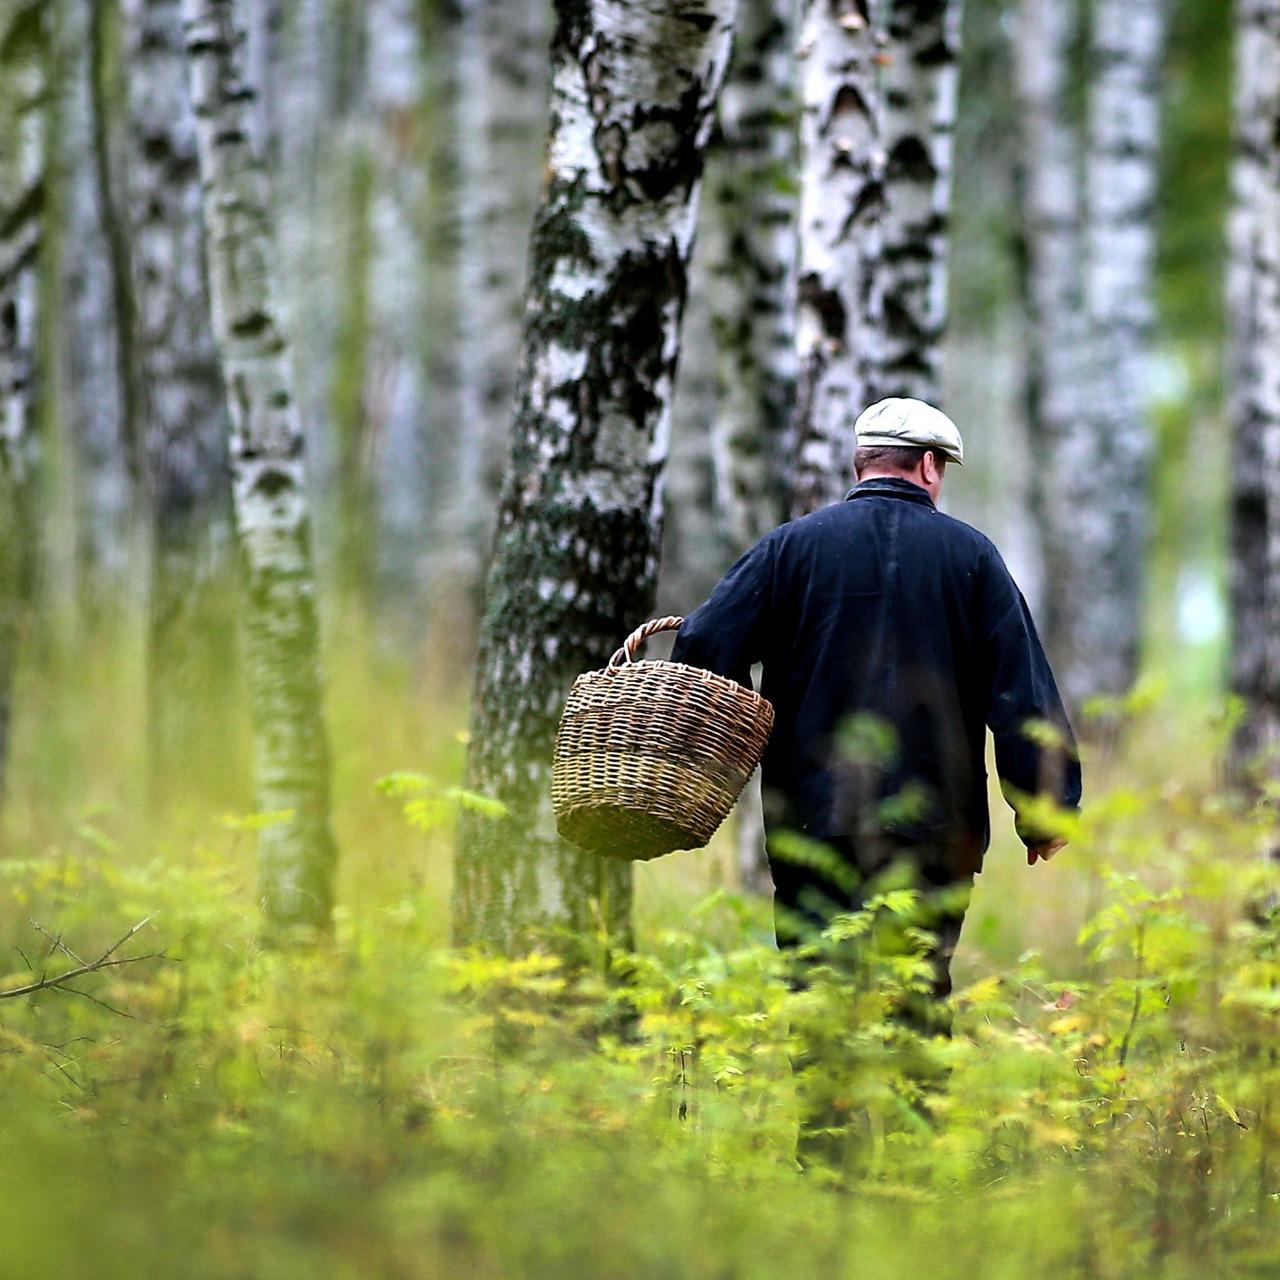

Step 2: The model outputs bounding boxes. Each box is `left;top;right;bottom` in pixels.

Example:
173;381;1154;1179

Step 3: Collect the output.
1027;837;1067;866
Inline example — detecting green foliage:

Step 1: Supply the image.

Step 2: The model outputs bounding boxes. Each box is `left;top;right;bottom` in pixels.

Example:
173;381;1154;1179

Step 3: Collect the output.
0;723;1278;1278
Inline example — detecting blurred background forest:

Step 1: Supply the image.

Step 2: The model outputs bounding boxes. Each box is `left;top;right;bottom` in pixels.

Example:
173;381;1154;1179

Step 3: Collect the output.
0;0;1239;880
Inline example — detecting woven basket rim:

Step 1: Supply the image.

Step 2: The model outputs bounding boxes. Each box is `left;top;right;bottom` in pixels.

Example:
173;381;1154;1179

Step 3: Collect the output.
572;657;771;703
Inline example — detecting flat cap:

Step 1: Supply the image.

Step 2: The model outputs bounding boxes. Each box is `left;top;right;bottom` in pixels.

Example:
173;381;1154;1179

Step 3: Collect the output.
854;397;964;466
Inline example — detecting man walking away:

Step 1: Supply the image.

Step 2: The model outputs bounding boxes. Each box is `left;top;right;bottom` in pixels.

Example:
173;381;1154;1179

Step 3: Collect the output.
672;398;1082;1015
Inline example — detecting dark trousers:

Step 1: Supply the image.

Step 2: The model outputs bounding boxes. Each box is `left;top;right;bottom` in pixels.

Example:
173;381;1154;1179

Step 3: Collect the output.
767;829;974;1169
769;828;973;995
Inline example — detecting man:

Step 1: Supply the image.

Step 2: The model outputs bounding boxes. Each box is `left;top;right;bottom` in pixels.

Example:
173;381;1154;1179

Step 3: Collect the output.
671;398;1081;1010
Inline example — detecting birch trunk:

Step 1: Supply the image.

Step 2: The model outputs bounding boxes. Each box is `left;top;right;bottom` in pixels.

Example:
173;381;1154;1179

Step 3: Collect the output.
1228;0;1280;780
703;0;797;897
365;0;431;610
1076;0;1167;704
329;113;376;599
1011;0;1089;707
790;0;885;517
663;230;722;615
274;0;335;568
432;0;552;646
876;0;962;401
55;0;130;594
0;0;47;796
183;0;337;932
707;0;797;550
454;0;736;951
124;0;234;818
243;0;281;160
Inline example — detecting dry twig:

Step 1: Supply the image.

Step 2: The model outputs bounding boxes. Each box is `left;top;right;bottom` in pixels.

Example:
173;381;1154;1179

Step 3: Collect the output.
0;918;158;1003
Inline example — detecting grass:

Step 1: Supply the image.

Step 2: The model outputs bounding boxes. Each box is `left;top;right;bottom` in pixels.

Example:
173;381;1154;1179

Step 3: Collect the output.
0;606;1277;1278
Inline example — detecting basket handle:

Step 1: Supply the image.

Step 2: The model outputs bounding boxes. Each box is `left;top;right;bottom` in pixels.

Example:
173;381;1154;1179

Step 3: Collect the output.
607;616;684;671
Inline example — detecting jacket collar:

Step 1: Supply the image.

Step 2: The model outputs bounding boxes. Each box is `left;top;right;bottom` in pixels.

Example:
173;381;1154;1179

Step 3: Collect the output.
845;476;937;509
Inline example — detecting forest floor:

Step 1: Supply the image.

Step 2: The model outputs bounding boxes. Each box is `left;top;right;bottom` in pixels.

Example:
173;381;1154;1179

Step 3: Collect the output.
0;620;1277;1278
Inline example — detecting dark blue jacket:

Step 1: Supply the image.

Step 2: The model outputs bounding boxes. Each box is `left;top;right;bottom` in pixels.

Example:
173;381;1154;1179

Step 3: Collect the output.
671;477;1082;876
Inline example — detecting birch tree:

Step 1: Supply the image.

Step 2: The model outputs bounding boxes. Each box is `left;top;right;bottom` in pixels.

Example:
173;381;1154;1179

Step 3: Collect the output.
1015;0;1166;713
432;0;552;636
183;0;337;932
876;0;962;401
454;0;736;950
1076;0;1167;703
124;0;233;815
1011;0;1089;704
1227;0;1280;779
361;0;430;610
56;0;130;594
707;0;798;550
699;0;798;895
790;0;884;517
0;0;46;795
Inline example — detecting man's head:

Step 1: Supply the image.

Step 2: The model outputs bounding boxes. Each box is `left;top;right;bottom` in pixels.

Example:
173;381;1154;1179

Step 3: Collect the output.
853;398;964;505
854;443;949;503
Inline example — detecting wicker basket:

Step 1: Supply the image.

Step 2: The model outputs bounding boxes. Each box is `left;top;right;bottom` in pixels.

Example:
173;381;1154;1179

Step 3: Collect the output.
551;617;774;861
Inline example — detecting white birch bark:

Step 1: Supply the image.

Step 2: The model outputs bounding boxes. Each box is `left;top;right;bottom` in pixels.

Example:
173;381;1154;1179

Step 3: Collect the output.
274;0;337;565
790;0;885;517
55;0;130;591
704;0;794;897
437;0;552;612
243;0;281;159
455;0;736;951
876;0;962;401
276;0;327;177
1076;0;1167;703
365;0;431;607
663;232;723;614
183;0;337;932
707;0;798;550
1228;0;1280;779
124;0;235;818
0;0;47;794
1011;0;1090;707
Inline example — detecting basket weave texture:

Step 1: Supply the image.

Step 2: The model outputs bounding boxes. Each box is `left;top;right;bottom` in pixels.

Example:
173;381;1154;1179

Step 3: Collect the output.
551;617;774;861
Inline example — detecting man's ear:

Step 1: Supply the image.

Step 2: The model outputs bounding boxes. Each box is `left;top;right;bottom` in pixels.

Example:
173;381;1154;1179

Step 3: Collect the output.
922;450;943;485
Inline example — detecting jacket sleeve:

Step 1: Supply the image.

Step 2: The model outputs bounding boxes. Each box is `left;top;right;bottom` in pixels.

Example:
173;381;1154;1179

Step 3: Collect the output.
669;535;777;689
977;545;1082;844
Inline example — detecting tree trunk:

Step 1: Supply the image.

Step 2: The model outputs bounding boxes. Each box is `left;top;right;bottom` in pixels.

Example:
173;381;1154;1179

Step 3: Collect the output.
55;0;131;598
454;0;736;951
1076;0;1167;704
365;0;431;613
704;0;797;898
89;0;145;516
429;0;552;663
790;0;885;517
326;104;375;601
243;0;282;160
0;0;47;799
707;0;798;550
1228;0;1280;781
1011;0;1089;708
876;0;962;402
662;220;723;616
183;0;338;932
274;0;337;573
124;0;234;821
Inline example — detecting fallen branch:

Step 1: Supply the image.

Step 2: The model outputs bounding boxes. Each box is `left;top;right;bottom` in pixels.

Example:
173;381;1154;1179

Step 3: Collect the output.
0;917;158;1002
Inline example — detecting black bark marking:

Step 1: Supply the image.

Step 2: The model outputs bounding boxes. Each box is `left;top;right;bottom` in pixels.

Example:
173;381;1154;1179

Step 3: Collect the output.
798;272;848;341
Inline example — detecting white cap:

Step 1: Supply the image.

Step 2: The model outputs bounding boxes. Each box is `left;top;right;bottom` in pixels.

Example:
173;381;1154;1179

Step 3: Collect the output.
854;397;964;466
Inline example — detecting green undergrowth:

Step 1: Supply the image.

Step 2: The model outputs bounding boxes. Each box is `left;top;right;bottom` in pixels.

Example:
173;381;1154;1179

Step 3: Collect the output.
1;725;1278;1279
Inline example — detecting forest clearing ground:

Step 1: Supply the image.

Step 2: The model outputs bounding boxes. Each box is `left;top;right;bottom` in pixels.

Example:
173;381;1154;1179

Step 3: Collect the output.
0;627;1275;1278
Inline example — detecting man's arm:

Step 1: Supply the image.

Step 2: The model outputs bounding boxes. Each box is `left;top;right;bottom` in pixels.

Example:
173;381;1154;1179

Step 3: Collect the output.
977;546;1082;858
670;535;777;688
